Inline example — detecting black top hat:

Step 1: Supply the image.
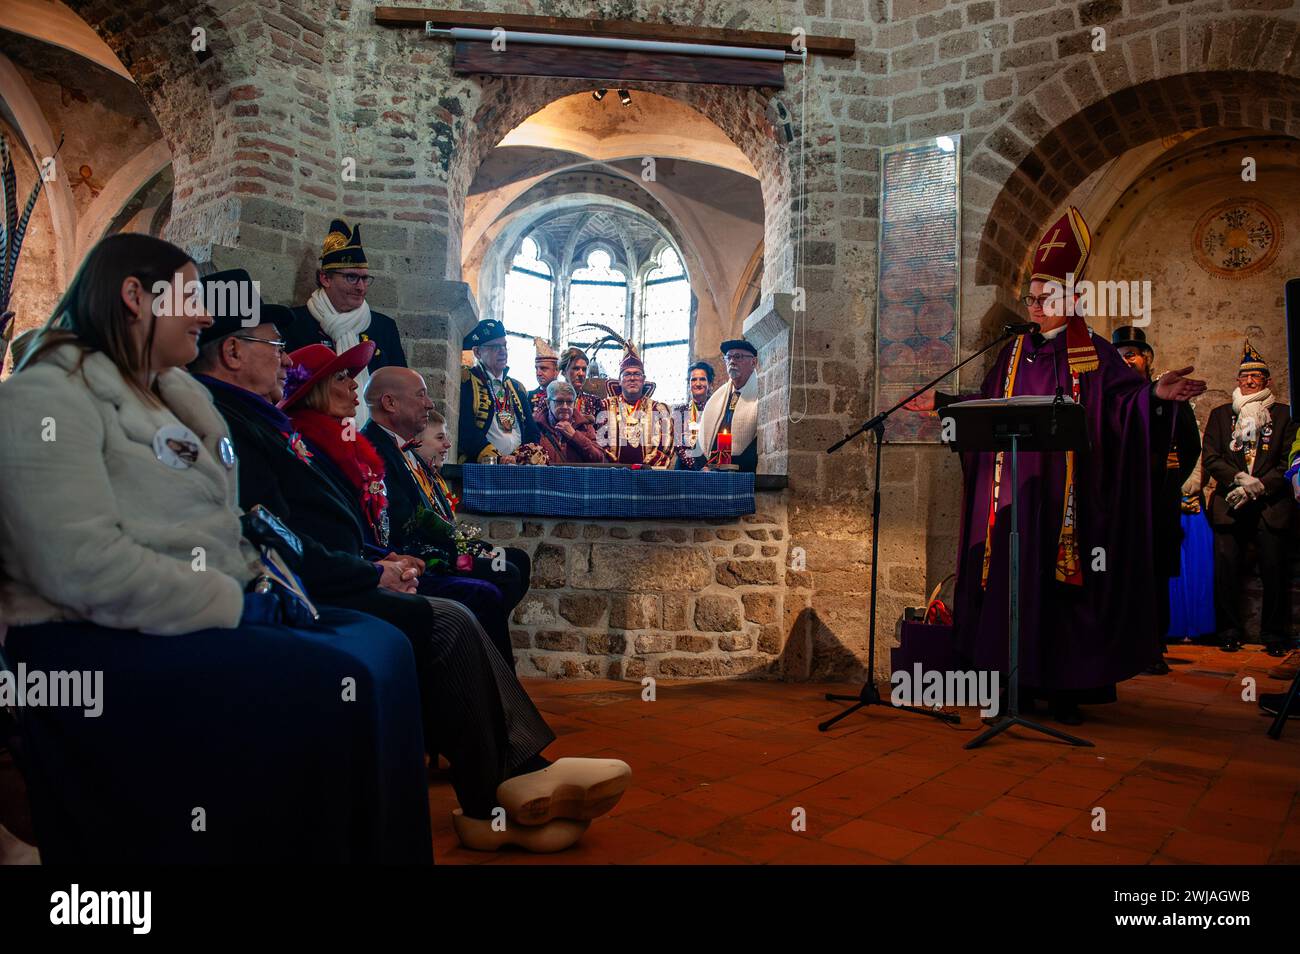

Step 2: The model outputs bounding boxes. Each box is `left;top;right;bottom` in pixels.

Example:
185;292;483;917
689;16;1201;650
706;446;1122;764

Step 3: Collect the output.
197;269;294;349
1110;325;1153;357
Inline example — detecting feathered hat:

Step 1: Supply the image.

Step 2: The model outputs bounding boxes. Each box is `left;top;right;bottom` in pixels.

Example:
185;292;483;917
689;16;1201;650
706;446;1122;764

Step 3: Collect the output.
576;322;655;399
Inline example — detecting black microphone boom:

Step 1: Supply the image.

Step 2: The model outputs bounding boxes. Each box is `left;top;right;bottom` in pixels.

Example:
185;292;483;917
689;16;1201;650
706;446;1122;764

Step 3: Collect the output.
1004;322;1041;335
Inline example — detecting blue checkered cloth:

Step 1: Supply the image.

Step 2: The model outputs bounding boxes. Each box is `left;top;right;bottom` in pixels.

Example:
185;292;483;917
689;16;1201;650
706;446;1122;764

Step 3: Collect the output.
461;465;755;518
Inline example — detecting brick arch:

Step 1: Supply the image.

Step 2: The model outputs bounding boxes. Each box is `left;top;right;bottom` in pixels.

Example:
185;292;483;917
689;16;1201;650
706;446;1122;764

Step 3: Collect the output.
974;69;1300;290
448;75;792;297
968;12;1300;291
63;1;249;165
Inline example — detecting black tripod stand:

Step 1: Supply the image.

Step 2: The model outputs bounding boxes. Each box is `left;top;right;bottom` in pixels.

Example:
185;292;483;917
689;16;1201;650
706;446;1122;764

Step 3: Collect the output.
818;324;1036;732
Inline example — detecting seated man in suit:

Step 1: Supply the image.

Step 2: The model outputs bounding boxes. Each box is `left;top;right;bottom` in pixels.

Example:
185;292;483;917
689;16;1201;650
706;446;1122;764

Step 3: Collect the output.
362;366;532;630
283;218;406;427
1202;340;1298;656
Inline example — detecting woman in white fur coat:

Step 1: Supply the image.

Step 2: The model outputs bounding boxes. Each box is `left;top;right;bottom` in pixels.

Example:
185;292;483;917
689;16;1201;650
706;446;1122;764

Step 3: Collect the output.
0;234;432;863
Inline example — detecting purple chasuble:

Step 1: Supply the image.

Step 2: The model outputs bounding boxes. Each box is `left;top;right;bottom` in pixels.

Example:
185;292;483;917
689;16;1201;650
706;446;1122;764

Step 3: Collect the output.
951;330;1174;693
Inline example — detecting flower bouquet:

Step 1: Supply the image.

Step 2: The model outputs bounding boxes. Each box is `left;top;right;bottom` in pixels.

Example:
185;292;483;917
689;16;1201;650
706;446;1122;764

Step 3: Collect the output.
402;508;493;572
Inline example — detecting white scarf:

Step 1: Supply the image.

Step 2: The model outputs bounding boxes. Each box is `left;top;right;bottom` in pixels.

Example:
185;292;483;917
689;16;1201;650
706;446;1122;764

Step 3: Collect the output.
1230;386;1273;451
307;287;373;425
690;372;759;463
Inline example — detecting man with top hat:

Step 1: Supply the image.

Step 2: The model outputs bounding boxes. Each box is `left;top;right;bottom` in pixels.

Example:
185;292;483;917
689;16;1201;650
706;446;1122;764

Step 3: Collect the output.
459;318;538;463
580;324;674;468
1113;325;1202;674
1202;340;1296;656
688;342;760;473
530;337;560;413
906;207;1206;725
283;219;407;427
671;361;716;470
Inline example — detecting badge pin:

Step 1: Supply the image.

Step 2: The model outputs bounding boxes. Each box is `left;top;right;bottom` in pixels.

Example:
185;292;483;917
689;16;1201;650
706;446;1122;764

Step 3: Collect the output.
153;423;202;470
218;436;237;469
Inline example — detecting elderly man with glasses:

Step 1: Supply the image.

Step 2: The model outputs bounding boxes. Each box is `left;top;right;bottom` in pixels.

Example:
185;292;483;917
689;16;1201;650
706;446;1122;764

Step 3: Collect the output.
458;319;539;463
283;219;408;426
1202;340;1297;657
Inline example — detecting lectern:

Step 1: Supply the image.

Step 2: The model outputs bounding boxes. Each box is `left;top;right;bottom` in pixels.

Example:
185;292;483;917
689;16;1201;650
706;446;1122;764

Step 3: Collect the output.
941;394;1094;749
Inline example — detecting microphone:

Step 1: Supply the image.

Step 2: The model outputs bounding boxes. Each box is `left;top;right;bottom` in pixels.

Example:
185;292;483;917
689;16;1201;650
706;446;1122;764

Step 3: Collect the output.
1004;322;1041;335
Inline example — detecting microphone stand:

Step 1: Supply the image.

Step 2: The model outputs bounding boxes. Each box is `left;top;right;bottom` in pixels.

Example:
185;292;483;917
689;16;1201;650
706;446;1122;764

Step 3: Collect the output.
818;325;1030;732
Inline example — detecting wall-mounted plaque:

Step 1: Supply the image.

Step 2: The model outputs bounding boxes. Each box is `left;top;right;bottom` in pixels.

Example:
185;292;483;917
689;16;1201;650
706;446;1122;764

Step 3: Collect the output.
875;136;961;443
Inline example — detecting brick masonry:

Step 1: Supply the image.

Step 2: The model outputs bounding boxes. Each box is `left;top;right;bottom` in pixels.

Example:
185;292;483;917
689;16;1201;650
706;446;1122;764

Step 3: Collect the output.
19;1;1300;678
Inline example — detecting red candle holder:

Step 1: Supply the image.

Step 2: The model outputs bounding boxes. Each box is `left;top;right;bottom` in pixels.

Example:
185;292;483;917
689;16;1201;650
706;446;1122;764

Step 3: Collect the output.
717;429;732;467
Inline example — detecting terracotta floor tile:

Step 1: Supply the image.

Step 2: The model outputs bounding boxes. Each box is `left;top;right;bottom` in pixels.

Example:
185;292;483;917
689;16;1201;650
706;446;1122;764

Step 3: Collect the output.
823;818;933;860
676;780;779;817
639;841;745;865
946;815;1059;858
1159;830;1273;865
903;838;1023;865
981;796;1083;833
741;800;855;838
768;839;891;865
864;796;967;836
620;796;731;840
690;818;812;863
419;675;1300;864
1029;835;1154;865
728;766;823;797
1009;777;1116;811
1182;807;1284;847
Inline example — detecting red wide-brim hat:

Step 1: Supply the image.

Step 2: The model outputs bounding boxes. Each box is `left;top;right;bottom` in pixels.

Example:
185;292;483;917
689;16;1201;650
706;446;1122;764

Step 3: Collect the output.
279;341;375;409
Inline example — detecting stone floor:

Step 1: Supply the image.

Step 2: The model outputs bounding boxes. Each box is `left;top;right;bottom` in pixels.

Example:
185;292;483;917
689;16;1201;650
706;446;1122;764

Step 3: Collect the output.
431;645;1300;865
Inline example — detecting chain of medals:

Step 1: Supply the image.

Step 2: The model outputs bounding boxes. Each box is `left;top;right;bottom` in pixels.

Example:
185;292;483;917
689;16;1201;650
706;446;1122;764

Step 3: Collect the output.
621;396;646;448
483;369;516;433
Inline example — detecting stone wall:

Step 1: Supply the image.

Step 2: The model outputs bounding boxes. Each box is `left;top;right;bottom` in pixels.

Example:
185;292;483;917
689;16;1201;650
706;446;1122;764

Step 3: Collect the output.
5;0;1297;681
463;493;825;680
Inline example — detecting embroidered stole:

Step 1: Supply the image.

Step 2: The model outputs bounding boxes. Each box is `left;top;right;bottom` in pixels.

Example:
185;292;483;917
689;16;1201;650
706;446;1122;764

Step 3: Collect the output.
980;335;1084;589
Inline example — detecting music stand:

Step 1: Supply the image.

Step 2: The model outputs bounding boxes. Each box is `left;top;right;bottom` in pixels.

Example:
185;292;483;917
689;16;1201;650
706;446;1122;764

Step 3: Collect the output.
941;395;1094;749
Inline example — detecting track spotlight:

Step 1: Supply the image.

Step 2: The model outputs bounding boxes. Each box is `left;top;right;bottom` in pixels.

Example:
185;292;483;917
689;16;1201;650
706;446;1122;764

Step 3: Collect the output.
592;88;607;101
618;88;631;106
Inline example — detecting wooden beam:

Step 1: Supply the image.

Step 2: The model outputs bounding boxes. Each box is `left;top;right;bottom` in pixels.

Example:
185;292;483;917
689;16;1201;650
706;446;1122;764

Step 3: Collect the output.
375;7;855;57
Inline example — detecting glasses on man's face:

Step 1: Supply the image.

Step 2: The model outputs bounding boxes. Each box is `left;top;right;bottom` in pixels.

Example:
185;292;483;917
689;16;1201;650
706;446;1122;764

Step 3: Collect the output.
622;372;645;381
551;398;575;407
1021;294;1054;308
233;334;287;354
1238;373;1267;383
479;343;508;353
336;273;374;287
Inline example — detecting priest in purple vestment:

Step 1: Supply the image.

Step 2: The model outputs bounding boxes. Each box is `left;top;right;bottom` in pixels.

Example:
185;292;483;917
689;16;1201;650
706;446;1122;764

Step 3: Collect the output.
908;207;1205;724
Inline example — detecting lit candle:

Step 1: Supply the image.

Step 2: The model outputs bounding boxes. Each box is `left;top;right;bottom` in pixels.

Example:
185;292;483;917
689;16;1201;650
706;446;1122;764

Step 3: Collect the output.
717;429;732;467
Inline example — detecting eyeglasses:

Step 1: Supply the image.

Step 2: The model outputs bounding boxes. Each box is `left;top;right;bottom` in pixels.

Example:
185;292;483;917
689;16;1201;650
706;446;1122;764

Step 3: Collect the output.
1238;372;1267;382
233;335;287;354
335;273;374;287
550;398;575;406
478;343;508;352
1021;294;1055;308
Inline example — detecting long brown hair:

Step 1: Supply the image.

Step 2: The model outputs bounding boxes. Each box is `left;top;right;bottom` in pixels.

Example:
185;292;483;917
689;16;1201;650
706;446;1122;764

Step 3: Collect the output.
15;233;194;406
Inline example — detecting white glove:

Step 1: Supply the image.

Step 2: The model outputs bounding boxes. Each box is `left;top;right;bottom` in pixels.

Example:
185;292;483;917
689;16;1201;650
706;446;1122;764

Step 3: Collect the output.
1225;486;1250;510
1234;472;1266;498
